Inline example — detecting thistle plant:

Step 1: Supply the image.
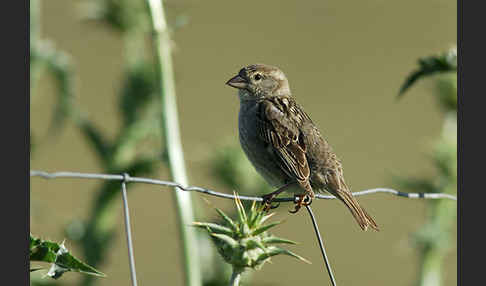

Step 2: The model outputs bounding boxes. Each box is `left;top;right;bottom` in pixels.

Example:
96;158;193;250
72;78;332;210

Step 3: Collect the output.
193;193;310;286
397;47;457;286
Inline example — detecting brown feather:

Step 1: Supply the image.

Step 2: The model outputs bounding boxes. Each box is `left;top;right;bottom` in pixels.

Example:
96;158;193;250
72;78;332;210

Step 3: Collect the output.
326;169;379;231
256;97;311;190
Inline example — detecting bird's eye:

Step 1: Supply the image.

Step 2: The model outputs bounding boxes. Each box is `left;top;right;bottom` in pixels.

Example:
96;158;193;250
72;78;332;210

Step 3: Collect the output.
253;74;262;81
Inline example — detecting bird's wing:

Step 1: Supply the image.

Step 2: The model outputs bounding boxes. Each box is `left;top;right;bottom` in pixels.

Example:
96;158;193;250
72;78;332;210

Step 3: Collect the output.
256;96;311;185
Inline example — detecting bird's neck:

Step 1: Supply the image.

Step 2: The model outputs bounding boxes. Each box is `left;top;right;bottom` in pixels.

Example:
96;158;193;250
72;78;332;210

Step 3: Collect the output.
238;89;292;104
238;89;259;103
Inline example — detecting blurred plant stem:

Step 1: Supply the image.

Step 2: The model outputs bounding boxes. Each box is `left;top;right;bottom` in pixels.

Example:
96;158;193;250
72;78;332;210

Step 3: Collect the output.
76;32;160;286
41;3;163;286
416;113;457;286
145;1;201;286
30;0;75;137
30;0;41;94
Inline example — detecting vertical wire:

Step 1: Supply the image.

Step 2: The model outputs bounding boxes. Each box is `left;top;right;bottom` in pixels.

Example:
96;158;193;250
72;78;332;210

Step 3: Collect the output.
121;174;138;286
305;205;337;286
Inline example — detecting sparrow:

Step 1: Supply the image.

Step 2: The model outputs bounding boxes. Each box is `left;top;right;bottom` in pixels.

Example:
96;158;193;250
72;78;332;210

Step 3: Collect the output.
225;64;379;231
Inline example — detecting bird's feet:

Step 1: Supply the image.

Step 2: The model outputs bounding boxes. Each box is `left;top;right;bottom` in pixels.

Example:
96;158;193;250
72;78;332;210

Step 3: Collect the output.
261;183;296;212
261;193;280;212
289;193;313;214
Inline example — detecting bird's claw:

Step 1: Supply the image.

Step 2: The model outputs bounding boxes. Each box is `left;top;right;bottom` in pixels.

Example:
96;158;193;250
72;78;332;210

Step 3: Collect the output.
289;194;313;214
261;194;280;212
268;201;280;210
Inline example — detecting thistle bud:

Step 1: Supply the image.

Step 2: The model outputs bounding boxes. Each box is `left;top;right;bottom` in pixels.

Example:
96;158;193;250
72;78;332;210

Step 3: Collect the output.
193;193;310;274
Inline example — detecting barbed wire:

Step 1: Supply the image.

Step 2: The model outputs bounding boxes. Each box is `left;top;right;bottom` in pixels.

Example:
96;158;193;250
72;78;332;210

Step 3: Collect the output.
30;170;457;202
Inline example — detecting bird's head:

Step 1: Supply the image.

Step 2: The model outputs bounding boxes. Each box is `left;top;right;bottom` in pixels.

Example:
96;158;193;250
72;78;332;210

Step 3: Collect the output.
226;64;290;100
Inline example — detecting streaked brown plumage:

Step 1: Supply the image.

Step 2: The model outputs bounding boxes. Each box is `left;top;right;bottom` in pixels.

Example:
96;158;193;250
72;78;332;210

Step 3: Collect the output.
226;63;379;231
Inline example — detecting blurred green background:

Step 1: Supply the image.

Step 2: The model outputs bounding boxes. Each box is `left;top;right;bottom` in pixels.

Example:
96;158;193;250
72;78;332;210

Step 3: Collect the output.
30;0;456;285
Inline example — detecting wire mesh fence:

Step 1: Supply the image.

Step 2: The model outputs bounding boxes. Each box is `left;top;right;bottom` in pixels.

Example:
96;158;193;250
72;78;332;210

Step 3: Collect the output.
30;169;457;286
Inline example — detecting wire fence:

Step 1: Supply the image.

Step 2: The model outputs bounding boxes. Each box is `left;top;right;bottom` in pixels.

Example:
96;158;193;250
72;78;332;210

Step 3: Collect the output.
30;170;457;286
30;170;457;202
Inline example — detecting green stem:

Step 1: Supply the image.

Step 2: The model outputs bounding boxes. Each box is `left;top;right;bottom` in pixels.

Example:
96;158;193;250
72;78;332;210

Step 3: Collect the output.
418;244;445;286
229;269;243;286
30;0;42;100
145;1;201;286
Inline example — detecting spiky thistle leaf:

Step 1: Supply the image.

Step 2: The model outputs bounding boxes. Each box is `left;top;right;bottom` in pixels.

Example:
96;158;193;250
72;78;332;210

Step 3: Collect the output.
210;233;238;249
258;246;311;265
30;234;106;279
215;208;237;232
262;237;298;245
398;47;457;96
192;222;233;236
233;191;247;223
252;222;282;236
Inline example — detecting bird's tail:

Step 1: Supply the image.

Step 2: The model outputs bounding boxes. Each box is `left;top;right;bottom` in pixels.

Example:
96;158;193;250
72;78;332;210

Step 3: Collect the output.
336;189;379;231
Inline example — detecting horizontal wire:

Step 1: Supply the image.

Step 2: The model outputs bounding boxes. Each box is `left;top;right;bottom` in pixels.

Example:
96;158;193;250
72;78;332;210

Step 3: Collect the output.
30;170;457;202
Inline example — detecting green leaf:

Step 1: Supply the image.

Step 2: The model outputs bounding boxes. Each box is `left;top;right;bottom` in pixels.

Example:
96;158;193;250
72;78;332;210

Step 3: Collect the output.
30;235;59;263
262;236;298;245
398;48;457;96
192;222;234;236
80;0;149;33
247;202;259;229
259;212;276;226
210;233;238;249
77;119;112;167
30;41;76;136
47;50;75;136
119;62;156;126
252;221;281;236
30;234;106;279
258;246;311;264
215;208;237;231
254;240;268;252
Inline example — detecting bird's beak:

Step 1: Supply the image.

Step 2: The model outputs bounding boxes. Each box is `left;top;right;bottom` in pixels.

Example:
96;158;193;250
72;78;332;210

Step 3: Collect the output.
225;75;248;89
